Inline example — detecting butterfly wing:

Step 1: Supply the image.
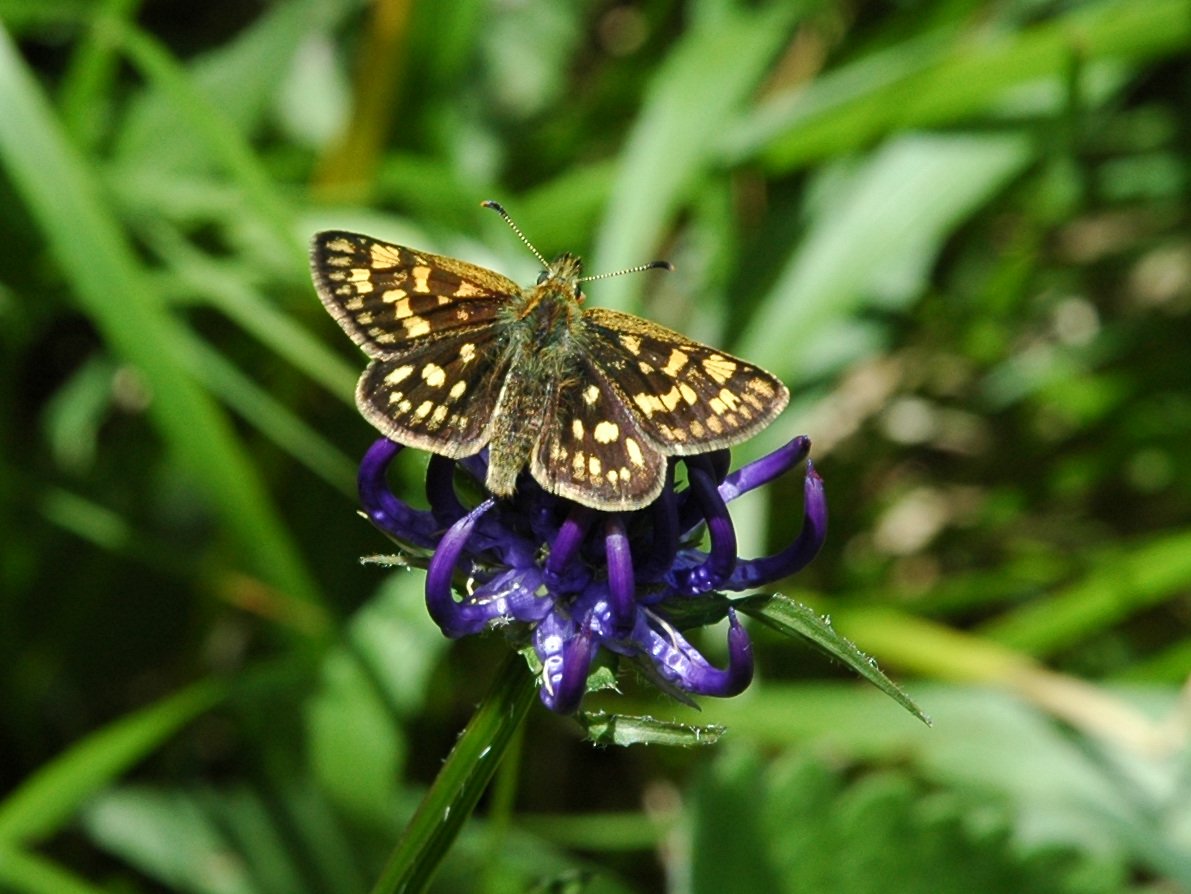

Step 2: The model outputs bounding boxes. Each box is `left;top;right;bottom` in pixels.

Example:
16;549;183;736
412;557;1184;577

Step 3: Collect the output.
355;325;510;458
580;308;789;455
312;231;517;456
311;231;519;359
531;361;668;511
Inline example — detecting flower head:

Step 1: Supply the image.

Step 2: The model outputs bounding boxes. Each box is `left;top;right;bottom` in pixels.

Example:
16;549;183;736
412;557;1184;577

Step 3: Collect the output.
358;437;826;713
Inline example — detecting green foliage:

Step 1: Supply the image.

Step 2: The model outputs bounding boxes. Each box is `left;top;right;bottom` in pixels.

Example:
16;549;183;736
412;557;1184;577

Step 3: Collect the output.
690;747;1125;894
1;0;1190;891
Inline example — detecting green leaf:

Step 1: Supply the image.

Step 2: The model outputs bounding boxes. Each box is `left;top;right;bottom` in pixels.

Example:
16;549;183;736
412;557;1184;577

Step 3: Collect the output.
738;133;1032;389
591;1;801;312
84;787;258;894
576;711;726;748
690;748;1125;894
0;680;226;846
725;0;1191;169
737;593;930;725
0;21;323;613
368;652;538;894
0;846;113;894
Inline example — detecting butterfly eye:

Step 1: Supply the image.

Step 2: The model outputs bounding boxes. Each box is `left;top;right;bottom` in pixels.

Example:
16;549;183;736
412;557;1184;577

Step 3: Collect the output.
536;270;549;284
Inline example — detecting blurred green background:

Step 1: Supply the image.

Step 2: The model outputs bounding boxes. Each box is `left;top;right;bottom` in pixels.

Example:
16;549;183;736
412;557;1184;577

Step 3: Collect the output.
2;0;1190;891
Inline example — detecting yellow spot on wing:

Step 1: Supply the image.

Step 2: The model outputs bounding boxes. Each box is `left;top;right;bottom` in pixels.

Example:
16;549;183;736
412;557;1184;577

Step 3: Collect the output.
459;343;477;364
593;421;619;443
384;365;415;385
703;354;737;384
449;380;467;400
619;334;642;355
369;243;402;268
660;386;682;411
583;385;600;406
633;392;661;417
411;265;432;293
572;419;585;440
662;348;689;377
404;317;431;338
625;438;645;468
422;364;446;388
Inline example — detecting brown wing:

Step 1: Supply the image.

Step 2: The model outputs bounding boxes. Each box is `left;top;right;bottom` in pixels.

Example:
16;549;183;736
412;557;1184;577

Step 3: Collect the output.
579;308;789;455
531;361;668;512
311;231;519;359
355;325;509;458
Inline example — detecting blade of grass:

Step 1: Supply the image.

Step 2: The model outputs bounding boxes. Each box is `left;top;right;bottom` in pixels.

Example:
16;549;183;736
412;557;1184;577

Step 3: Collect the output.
106;17;300;256
725;0;1191;169
147;225;358;402
0;847;111;894
57;0;142;148
369;652;538;894
179;334;357;496
312;0;414;202
590;1;801;313
835;607;1177;758
977;527;1191;656
737;133;1031;386
0;680;226;846
0;23;322;612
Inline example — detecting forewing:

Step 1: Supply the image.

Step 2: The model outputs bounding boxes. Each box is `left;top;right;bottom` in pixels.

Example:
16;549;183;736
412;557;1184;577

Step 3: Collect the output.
311;231;519;359
581;308;789;454
531;363;668;512
356;325;508;458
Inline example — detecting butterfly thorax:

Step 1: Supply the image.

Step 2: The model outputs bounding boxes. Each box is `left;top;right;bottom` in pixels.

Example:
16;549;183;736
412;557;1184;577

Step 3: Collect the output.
485;254;587;497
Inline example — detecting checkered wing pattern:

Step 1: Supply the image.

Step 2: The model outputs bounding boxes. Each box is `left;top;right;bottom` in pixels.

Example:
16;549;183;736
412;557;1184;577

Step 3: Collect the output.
311;231;518;359
580;309;789;454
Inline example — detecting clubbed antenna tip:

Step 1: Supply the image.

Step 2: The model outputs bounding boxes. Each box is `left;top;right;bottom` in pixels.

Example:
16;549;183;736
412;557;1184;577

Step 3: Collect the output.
482;199;675;281
481;200;547;268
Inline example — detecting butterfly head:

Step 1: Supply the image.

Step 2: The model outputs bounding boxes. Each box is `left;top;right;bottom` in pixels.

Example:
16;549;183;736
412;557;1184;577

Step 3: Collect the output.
537;253;586;303
539;253;583;282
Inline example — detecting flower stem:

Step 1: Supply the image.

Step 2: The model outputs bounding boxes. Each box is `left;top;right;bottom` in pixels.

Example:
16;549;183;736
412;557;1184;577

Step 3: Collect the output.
369;652;538;894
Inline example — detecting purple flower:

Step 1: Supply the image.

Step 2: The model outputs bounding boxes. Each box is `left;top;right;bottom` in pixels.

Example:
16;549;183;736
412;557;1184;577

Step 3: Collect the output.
358;437;827;713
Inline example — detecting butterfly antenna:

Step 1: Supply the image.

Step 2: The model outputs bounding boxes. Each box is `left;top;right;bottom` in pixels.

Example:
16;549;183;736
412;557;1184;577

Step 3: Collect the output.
481;200;549;269
577;260;674;284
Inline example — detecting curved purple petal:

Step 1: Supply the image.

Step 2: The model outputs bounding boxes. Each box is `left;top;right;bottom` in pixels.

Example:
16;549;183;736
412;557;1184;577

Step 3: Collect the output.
636;469;679;582
534;609;596;713
718;436;811;504
546;507;593;579
635;607;753;697
670;464;737;595
727;460;827;590
549;623;597;714
358;439;439;547
604;517;636;630
425;454;467;527
425;497;496;637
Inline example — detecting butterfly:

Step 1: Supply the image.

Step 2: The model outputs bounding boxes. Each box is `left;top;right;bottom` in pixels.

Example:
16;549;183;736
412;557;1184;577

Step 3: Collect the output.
310;202;788;512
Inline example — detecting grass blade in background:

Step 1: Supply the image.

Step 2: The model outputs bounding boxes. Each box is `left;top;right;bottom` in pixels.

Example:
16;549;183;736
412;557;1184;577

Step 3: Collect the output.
725;0;1191;169
590;2;801;313
0;680;226;846
739;134;1031;390
0;23;322;612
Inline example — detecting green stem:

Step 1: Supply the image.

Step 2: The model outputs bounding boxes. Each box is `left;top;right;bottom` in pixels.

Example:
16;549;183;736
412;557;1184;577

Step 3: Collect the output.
369;652;538;894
